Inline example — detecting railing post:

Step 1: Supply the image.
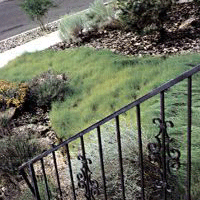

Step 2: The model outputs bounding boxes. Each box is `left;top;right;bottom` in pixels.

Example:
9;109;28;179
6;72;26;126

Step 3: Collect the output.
29;163;41;200
97;126;108;200
80;136;92;200
136;105;145;200
52;148;63;199
65;144;76;200
40;158;51;200
160;91;167;200
186;76;192;200
19;168;35;197
116;115;126;200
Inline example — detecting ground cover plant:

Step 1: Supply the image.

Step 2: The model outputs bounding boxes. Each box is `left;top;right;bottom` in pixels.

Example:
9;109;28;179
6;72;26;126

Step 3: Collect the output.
0;133;43;175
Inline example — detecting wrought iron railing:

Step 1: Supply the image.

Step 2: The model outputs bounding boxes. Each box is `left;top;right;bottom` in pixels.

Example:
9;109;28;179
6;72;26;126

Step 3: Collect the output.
19;64;200;200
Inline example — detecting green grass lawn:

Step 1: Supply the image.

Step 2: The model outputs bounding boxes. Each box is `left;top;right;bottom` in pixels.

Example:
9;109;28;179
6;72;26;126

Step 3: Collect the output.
1;47;200;138
1;47;200;198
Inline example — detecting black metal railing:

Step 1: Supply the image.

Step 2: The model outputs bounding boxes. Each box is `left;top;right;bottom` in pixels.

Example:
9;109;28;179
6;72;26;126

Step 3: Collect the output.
19;64;200;200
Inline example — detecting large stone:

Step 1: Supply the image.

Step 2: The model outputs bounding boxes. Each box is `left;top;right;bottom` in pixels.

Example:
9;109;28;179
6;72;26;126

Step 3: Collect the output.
179;17;197;30
0;107;16;123
12;124;50;136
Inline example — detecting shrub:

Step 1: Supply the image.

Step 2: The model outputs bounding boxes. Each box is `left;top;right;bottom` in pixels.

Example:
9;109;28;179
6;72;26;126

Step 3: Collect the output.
28;70;71;110
59;14;84;43
0;134;43;175
0;107;17;137
59;0;118;42
20;0;55;30
84;0;116;31
0;115;9;128
116;0;175;37
19;179;57;200
0;80;29;110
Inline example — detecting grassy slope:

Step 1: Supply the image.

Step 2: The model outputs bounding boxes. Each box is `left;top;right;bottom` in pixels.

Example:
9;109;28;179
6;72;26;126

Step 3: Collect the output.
0;47;200;198
0;48;199;137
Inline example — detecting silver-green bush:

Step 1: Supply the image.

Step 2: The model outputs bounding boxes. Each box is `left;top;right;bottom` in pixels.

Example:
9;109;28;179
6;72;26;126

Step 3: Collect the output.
28;70;70;110
84;0;116;31
59;14;85;43
59;0;117;42
0;134;43;175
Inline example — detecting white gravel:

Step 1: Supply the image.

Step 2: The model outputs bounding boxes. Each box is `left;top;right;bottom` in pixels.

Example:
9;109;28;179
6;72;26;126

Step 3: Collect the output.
0;20;60;53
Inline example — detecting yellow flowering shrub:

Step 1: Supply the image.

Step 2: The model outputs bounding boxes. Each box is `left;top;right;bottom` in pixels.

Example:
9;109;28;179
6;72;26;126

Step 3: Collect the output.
0;80;29;109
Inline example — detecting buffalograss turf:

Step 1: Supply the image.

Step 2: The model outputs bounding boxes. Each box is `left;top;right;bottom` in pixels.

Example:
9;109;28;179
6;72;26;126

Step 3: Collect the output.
1;47;199;138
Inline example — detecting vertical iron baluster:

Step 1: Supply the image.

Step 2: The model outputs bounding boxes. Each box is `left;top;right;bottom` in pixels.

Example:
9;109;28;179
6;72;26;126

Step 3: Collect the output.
52;150;63;199
80;136;86;159
65;144;77;200
19;168;35;196
115;115;126;200
160;91;167;200
136;105;145;200
97;126;108;200
29;163;41;200
186;76;192;200
80;136;91;200
40;158;51;200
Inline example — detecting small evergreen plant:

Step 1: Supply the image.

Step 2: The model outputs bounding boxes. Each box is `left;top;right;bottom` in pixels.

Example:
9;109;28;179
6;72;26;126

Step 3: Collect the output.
117;0;176;39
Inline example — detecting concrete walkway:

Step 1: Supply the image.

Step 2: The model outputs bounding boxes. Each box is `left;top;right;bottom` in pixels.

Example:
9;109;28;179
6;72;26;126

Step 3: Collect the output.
0;31;62;68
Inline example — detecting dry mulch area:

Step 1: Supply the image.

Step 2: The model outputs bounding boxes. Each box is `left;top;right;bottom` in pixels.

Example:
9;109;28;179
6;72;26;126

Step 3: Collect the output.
50;2;200;57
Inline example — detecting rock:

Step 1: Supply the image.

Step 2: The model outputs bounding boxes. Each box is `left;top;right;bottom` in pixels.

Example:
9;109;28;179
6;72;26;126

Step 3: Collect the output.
12;124;50;136
38;137;54;148
0;107;16;123
46;130;57;140
179;17;197;30
0;173;20;199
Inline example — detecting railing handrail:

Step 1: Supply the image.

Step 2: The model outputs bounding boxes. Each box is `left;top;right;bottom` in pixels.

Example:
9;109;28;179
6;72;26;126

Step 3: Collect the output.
19;64;200;170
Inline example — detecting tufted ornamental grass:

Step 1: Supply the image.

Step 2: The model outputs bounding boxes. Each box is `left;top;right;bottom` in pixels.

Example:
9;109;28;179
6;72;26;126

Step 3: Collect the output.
59;13;85;43
59;0;117;43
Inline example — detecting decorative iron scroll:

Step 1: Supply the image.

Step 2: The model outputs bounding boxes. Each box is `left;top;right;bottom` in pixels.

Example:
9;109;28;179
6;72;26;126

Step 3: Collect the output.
77;155;100;200
147;118;181;197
